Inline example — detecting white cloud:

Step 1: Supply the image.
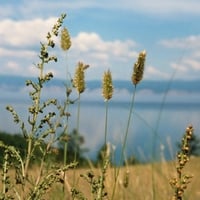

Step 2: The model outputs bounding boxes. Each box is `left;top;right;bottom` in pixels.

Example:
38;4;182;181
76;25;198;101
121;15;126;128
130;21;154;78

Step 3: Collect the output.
160;35;200;49
7;61;21;72
72;32;137;55
0;17;58;47
38;0;200;16
144;66;170;80
0;19;139;79
169;52;200;79
171;57;200;72
159;34;200;79
182;58;200;71
2;0;199;20
171;63;188;72
69;0;200;16
0;47;36;58
121;0;200;15
70;32;138;69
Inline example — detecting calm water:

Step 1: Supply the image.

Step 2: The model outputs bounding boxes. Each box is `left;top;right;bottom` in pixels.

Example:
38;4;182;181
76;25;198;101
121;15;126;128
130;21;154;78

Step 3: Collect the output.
1;100;200;163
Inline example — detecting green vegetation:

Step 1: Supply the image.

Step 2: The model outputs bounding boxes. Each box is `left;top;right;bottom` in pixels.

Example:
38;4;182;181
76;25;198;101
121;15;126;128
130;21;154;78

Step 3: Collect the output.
0;13;199;200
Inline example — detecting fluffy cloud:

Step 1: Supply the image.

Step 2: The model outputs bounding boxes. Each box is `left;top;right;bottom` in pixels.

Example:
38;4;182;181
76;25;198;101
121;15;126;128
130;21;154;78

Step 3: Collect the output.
171;57;200;74
121;0;200;15
144;66;170;80
0;47;36;58
70;32;138;68
160;35;200;49
0;16;139;79
159;35;200;79
27;1;200;16
0;18;58;47
2;0;200;20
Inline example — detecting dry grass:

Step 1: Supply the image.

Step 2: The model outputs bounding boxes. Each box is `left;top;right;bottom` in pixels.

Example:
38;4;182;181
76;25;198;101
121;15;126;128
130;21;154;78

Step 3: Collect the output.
1;14;199;200
41;156;200;199
1;157;199;199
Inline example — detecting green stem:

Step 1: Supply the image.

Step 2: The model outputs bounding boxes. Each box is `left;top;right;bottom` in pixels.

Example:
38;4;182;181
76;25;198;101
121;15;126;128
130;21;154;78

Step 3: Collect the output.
64;142;68;165
24;60;45;178
111;85;137;200
2;153;8;196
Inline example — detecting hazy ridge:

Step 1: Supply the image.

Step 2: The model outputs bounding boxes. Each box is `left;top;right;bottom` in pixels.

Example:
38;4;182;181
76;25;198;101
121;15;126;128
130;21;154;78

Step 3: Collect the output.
1;74;200;94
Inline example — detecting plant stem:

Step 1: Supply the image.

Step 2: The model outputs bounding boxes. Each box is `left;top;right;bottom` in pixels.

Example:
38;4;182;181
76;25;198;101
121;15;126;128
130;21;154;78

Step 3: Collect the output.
104;100;109;148
151;59;179;200
64;142;68;165
24;62;44;177
72;93;81;187
2;153;8;196
111;85;137;200
75;93;81;161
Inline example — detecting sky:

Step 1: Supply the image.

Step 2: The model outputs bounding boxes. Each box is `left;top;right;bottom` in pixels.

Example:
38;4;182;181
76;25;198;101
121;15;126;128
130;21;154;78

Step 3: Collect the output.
0;1;200;159
0;0;200;81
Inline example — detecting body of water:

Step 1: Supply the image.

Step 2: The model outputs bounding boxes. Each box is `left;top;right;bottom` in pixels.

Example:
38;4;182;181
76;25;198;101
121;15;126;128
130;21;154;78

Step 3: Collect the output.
1;100;199;163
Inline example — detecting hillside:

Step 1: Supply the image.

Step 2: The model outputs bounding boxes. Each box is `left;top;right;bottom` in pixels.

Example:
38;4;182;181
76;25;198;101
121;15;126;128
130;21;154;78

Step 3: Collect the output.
1;74;200;93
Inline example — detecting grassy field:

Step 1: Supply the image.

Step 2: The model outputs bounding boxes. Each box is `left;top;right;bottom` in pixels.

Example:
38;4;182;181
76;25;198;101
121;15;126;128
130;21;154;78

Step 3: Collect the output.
37;156;200;200
1;14;199;200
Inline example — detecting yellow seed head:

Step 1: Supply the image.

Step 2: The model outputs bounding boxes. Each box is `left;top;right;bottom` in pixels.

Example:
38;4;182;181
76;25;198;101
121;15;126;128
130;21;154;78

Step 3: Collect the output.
102;70;114;101
60;27;71;51
132;50;146;86
73;62;89;94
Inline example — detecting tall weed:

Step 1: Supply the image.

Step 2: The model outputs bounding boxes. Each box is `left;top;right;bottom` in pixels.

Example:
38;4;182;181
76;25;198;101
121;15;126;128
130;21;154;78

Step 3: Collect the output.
0;13;196;200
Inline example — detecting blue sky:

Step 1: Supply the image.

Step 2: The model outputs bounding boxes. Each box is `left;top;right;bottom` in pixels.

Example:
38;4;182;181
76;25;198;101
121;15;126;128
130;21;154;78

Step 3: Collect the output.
1;1;200;157
1;0;200;81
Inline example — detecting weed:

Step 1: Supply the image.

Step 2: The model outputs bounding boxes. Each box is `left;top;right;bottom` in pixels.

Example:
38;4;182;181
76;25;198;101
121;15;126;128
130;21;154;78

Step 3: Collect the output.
170;125;193;200
0;13;197;200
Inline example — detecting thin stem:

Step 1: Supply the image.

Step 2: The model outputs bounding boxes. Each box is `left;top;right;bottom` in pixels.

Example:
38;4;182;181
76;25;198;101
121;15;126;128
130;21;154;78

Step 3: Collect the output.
151;57;179;200
75;93;81;161
2;153;8;196
64;142;68;165
121;86;137;164
24;61;44;178
104;100;109;147
111;85;137;200
72;93;81;188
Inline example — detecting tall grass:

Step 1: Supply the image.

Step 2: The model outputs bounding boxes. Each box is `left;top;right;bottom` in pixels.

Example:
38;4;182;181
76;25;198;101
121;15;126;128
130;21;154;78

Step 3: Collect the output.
0;13;197;200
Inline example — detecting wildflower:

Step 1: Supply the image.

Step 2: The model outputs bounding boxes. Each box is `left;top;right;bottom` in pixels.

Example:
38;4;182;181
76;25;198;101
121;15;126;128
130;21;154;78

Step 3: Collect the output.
170;125;193;200
131;50;146;86
60;27;71;51
73;62;89;94
102;70;114;101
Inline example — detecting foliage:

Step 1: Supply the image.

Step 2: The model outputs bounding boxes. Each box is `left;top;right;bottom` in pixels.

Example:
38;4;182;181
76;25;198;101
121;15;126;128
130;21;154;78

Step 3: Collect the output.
177;131;200;156
124;155;140;166
0;13;79;200
170;125;193;200
0;12;198;200
96;143;110;166
58;129;89;166
0;132;26;163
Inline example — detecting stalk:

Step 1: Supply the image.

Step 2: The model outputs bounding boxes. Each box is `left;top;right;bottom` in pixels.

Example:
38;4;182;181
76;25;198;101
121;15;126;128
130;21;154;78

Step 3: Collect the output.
111;50;146;200
111;86;137;200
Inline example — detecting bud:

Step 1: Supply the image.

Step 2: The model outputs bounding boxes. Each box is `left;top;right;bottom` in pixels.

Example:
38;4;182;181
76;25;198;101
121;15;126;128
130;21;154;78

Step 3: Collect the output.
60;27;71;51
131;50;146;86
73;62;89;94
102;70;114;101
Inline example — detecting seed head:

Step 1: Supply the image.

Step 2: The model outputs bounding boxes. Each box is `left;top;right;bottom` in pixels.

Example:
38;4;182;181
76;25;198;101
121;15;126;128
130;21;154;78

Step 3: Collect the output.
102;69;114;101
132;50;146;86
60;27;71;51
73;62;89;94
